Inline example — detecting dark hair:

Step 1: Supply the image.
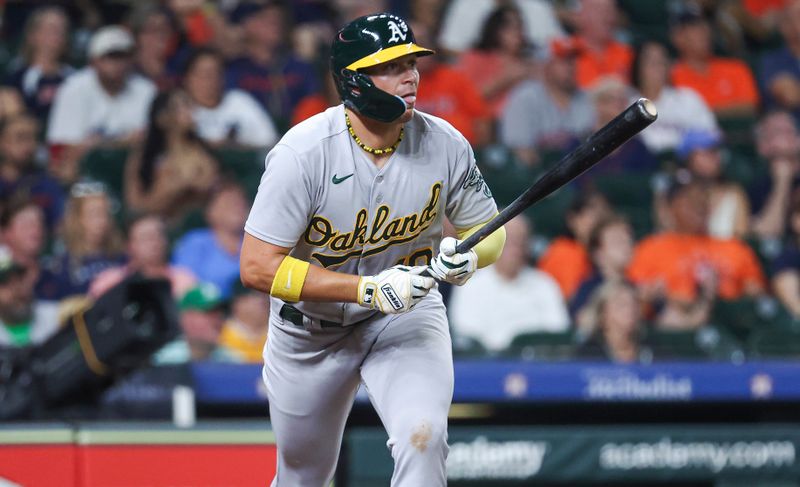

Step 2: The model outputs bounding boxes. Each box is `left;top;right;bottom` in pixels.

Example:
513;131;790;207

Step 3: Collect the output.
0;194;39;229
588;215;630;255
630;40;670;92
128;3;179;36
475;6;524;51
181;46;223;79
124;211;166;238
139;89;206;190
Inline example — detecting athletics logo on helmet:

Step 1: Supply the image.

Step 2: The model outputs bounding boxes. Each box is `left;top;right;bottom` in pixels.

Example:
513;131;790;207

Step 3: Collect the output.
331;13;434;123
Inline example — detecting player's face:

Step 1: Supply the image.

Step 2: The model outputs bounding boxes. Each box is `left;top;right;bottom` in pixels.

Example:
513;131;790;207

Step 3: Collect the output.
363;54;419;123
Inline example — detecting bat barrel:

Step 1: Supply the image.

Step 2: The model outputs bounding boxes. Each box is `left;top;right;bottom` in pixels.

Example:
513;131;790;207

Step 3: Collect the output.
454;98;657;254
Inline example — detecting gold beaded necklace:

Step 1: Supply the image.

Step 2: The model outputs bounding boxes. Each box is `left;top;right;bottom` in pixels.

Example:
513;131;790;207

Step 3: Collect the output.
345;112;404;156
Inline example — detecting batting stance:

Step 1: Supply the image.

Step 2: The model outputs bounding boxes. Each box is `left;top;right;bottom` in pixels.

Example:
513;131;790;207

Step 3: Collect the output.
240;13;506;486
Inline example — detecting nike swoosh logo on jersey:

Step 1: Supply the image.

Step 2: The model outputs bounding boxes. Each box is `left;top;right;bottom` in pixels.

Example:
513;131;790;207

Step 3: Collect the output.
332;173;354;184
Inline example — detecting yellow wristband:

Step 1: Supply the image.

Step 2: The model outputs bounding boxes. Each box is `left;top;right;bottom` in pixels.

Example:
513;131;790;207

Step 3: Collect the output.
270;256;310;302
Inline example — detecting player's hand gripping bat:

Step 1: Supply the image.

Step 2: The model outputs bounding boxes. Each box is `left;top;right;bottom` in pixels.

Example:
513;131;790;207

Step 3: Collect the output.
427;97;657;275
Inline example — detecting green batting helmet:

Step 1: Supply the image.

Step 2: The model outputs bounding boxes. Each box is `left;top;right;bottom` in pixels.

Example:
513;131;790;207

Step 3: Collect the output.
331;13;434;123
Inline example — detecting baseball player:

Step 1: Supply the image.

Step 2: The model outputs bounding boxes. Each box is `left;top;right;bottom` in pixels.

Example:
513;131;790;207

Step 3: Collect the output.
240;13;506;487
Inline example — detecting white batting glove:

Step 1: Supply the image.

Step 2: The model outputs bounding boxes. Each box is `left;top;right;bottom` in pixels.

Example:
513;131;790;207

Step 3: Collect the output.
357;265;436;314
428;237;478;286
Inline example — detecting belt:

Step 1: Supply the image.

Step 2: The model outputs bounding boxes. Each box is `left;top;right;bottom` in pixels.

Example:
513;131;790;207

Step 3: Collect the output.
279;304;375;329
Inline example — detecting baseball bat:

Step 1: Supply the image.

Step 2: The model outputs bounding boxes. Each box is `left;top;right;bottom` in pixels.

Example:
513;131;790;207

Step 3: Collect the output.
454;97;657;255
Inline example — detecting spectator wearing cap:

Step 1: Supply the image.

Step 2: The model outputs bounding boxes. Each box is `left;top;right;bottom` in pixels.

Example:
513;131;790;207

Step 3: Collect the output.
628;179;765;329
759;0;800;121
153;282;233;363
411;22;492;147
37;180;126;302
4;6;74;124
630;40;718;154
0;246;59;347
46;25;157;184
749;110;800;239
499;36;595;166
455;5;538;118
0;112;65;231
669;130;750;239
218;280;269;363
570;0;633;89
88;213;197;300
224;1;320;128
670;5;759;118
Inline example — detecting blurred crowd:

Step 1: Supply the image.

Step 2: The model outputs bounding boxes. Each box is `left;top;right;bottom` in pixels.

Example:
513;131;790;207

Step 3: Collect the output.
1;0;800;367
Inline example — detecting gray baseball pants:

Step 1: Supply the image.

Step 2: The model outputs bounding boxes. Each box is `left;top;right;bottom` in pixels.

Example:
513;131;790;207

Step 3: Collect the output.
263;294;453;486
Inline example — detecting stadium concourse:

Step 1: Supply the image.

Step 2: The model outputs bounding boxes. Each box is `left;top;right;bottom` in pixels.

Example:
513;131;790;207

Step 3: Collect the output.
1;1;800;486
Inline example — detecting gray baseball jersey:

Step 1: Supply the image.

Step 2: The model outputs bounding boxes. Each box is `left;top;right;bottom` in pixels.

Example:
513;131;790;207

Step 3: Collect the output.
245;104;497;321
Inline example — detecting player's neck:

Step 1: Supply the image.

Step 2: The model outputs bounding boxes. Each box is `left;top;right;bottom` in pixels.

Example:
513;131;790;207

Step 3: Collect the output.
345;108;403;154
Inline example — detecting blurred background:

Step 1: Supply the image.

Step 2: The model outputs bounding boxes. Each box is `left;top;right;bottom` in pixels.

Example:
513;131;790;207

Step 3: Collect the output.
1;0;800;485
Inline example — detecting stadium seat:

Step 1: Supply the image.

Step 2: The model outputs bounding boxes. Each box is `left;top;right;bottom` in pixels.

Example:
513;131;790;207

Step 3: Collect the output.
504;330;578;361
213;148;265;199
709;297;790;342
645;325;744;362
79;147;129;201
747;327;800;359
451;334;490;359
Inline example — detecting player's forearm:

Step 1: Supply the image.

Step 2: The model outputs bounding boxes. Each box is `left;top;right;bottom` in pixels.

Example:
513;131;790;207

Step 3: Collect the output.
298;264;361;302
456;221;506;268
241;234;360;302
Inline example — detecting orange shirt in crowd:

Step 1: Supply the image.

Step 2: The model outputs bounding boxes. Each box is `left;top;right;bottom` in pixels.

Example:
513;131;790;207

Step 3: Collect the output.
627;233;766;302
415;64;491;145
291;94;330;127
455;50;521;117
575;39;633;89
537;237;592;299
671;59;760;112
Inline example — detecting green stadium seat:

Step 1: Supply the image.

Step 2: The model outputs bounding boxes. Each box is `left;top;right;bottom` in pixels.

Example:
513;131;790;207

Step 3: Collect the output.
709;297;790;343
645;326;744;362
213;148;265;199
504;330;578;361
451;335;490;359
616;0;670;45
718;115;757;154
747;327;800;359
79;147;130;200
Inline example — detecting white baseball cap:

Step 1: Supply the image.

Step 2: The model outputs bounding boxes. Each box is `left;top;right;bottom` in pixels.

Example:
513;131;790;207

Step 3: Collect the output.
88;26;134;59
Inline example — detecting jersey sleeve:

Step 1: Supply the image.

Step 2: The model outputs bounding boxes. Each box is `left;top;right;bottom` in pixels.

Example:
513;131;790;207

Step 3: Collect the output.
244;144;315;248
445;142;498;230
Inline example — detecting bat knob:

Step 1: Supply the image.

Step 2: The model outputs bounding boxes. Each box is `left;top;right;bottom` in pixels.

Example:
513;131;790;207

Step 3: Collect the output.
637;98;658;119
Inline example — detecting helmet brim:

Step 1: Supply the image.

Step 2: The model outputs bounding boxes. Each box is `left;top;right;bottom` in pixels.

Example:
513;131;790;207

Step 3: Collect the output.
346;43;434;71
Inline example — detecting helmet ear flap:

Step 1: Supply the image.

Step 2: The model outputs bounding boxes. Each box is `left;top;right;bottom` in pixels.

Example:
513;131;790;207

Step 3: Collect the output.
336;69;407;123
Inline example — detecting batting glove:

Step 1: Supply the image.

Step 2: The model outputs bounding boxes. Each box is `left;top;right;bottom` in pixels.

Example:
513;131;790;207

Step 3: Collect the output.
357;265;436;314
427;237;478;286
